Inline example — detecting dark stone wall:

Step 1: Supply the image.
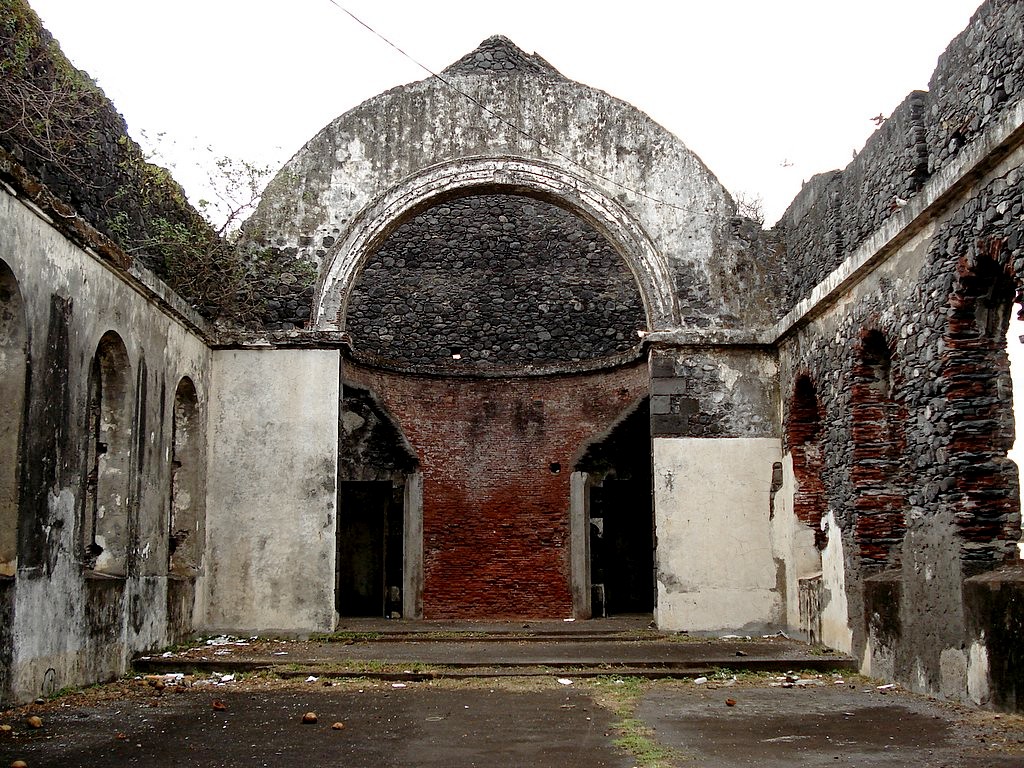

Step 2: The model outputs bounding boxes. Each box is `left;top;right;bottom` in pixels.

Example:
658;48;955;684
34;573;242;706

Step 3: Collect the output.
346;193;647;372
926;0;1024;176
779;163;1024;698
442;35;562;78
776;0;1024;311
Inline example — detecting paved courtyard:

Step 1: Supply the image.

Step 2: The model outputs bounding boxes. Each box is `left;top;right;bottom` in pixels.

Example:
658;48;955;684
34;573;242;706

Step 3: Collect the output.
3;673;1023;767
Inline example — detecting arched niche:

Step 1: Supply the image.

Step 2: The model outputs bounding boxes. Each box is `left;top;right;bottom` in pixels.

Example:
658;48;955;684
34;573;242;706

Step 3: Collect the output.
83;331;132;576
0;260;27;577
169;376;203;577
851;328;907;568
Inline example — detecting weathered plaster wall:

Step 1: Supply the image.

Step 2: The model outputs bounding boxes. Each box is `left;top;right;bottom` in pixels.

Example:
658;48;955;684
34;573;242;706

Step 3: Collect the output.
203;349;339;633
653;437;783;632
0;187;210;704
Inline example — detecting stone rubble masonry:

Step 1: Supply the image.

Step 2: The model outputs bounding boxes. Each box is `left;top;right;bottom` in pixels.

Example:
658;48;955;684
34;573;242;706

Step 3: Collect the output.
345;193;646;372
775;0;1024;312
778;160;1024;699
649;347;779;439
442;34;563;78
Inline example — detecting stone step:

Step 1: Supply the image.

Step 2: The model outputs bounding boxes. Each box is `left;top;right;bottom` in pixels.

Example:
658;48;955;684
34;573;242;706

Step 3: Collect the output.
134;633;858;679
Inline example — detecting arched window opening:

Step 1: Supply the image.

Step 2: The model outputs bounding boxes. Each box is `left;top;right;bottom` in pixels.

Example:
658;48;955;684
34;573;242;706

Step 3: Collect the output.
0;262;27;577
851;329;907;569
169;377;202;577
786;375;827;549
83;332;131;575
944;245;1019;569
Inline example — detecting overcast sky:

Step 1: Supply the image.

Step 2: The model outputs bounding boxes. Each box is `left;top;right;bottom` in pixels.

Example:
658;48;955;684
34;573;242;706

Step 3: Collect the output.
27;0;985;225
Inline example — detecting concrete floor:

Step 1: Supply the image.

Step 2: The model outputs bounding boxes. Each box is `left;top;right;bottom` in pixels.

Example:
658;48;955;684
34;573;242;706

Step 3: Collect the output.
3;676;1023;767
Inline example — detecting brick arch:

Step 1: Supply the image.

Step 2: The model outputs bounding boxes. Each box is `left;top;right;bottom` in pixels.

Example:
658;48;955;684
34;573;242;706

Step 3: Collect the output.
851;327;907;569
312;157;677;333
943;237;1021;569
785;374;828;549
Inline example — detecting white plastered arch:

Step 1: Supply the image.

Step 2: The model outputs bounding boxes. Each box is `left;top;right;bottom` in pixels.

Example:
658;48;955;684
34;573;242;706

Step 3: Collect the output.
312;156;679;331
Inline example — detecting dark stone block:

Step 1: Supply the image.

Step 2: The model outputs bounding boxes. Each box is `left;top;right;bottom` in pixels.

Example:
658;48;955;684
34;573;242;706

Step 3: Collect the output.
651;378;689;396
652;414;690;436
964;567;1024;712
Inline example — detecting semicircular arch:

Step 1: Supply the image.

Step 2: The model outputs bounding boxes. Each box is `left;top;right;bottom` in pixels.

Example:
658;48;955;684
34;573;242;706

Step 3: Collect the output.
312;157;678;331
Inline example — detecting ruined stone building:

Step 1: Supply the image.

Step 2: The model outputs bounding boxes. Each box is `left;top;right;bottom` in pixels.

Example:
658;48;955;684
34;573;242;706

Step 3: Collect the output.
1;0;1023;710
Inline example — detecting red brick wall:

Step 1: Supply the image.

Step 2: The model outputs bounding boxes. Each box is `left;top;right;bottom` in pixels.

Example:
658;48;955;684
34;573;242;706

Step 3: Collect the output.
850;329;907;568
785;375;827;549
344;360;649;619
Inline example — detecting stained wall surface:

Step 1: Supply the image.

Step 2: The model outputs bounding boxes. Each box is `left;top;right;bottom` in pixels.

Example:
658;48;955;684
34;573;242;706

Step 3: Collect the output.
0;185;210;704
344;360;649;619
203;349;340;633
246;36;784;337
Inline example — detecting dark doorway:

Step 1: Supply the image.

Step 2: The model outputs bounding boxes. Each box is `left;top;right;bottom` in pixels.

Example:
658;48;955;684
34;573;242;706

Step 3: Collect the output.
336;481;403;617
577;398;654;616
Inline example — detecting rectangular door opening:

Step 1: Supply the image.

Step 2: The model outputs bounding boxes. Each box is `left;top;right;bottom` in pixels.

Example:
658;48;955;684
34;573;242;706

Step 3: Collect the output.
336;481;404;617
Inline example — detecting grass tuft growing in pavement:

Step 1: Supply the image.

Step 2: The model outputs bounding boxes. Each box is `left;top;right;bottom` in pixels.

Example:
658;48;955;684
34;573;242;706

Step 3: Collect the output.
589;677;681;767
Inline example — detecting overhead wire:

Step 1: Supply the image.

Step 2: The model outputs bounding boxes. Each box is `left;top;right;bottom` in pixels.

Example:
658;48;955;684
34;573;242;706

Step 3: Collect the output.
322;0;716;217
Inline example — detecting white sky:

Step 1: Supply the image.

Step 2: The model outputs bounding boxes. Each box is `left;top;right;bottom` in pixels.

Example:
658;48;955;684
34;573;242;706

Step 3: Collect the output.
27;0;984;226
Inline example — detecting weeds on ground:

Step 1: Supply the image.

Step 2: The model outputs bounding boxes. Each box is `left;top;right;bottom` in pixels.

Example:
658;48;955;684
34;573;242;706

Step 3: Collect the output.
589;676;680;767
308;631;382;643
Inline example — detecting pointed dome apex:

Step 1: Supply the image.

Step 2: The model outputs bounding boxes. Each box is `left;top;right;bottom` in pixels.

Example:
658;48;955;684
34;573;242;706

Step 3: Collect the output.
442;36;562;78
